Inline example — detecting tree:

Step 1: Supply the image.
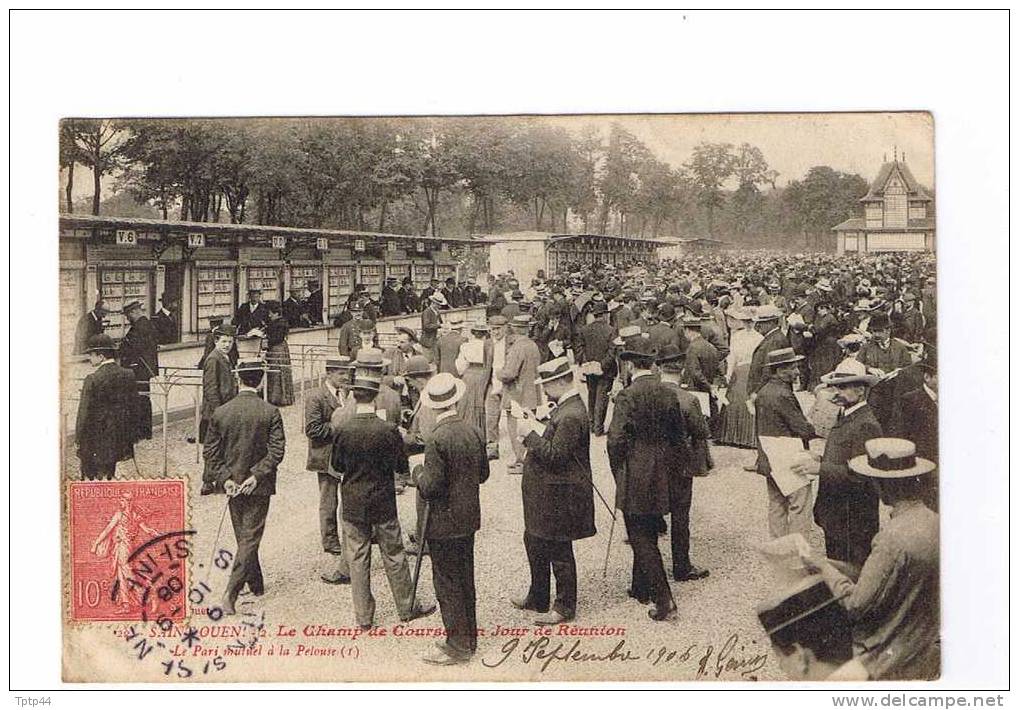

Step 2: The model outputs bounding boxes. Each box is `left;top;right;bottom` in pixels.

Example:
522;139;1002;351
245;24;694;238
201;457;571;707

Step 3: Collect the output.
59;121;82;213
68;119;129;215
684;142;737;236
783;166;869;249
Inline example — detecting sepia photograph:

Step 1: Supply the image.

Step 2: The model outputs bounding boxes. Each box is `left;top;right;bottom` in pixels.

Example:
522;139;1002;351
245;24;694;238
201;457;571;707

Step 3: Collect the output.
58;112;940;682
7;8;1011;701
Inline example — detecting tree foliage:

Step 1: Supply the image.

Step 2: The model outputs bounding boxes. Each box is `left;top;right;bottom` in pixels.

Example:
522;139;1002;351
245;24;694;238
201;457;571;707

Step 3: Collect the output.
63;117;877;251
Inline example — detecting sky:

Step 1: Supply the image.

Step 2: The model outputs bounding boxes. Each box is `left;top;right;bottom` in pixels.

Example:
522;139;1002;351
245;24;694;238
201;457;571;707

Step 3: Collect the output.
62;112;934;202
542;111;934;188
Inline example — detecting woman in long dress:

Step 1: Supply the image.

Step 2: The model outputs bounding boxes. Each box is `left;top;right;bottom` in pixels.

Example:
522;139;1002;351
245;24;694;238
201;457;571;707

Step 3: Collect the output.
716;306;761;448
264;302;295;407
454;322;492;436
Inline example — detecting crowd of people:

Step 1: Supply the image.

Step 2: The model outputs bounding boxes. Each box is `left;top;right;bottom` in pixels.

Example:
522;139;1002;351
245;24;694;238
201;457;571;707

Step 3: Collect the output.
72;247;940;678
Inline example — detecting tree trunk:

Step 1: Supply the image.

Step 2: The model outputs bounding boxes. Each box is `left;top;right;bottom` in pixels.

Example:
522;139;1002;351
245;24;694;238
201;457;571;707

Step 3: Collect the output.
64;161;74;213
91;159;101;215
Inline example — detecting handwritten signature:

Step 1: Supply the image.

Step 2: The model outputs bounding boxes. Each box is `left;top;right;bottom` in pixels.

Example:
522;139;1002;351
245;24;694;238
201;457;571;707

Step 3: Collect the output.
482;634;769;679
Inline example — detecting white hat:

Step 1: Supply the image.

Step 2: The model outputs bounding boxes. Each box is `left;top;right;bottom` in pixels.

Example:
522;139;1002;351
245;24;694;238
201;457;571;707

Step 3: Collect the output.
429;292;448;306
420;372;466;410
848;438;936;478
820;358;879;387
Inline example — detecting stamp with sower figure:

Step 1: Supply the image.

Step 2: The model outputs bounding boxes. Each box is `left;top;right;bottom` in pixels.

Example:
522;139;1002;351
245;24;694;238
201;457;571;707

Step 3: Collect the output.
68;480;187;622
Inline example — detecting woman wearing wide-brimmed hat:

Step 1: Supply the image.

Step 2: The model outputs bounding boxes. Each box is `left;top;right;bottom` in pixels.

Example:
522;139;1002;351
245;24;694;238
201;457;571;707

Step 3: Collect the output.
799;438;939;681
717;306;760;448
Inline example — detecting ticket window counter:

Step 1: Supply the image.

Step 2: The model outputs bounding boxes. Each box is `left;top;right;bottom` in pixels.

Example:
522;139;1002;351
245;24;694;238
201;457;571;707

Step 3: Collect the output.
289;265;320;296
245;265;282;304
195;265;236;334
357;261;385;301
412;260;434;291
99;266;154;340
327;263;356;321
385;261;411;286
435;261;457;285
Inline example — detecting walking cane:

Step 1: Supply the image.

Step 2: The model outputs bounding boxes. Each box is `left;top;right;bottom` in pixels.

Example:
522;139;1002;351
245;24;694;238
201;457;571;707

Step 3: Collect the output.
204;495;232;586
131;453;144;478
602;510;617;578
409;501;432;612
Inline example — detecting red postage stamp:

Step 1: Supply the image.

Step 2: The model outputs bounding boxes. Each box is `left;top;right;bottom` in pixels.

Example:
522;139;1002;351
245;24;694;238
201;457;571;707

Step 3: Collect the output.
68;480;188;622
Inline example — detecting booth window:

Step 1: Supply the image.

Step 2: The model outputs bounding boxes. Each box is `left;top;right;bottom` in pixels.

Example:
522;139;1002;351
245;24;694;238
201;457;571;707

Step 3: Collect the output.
100;267;151;339
196;267;235;333
327;265;354;318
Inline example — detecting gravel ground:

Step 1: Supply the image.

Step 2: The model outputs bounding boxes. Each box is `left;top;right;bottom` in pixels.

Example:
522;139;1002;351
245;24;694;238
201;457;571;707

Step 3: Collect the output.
66;392;832;683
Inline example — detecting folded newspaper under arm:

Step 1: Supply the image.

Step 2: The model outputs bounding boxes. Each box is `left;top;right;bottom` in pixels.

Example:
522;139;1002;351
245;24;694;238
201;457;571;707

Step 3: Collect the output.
759;435;815;497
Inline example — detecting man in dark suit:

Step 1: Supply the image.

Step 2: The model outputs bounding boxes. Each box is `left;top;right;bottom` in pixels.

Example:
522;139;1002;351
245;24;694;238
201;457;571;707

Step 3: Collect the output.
755;348;818;539
199;325;238;455
416;373;490;665
795;360;882;570
332;373;435;629
119;300;160;442
305;357;354;584
747;306;789;395
304;280;324;326
282;287;305;328
647;303;680;353
607;338;681;621
680;313;722;429
575;302;616;436
398;277;419;314
74;300;106;354
152;295;177;345
420;292;445;351
891;356;938;510
197;316;239;370
202;361;286;615
513;358;596;625
380;277;403;317
233;288;268;335
656;344;712;582
75;335;136;480
441;277;460;308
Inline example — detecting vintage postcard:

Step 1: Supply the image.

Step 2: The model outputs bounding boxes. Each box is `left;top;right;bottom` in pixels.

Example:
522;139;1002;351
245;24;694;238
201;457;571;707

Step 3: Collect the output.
59;112;940;682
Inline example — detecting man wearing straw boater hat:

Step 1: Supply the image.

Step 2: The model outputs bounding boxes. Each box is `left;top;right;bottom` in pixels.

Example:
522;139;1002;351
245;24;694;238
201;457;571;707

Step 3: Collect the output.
575;301;616;436
305;356;356;585
416;373;490;665
793;359;882;571
607;337;679;621
331;370;436;630
754;347;818;539
511;356;595;625
202;360;286;615
419;291;446;351
76;334;136;481
799;438;939;681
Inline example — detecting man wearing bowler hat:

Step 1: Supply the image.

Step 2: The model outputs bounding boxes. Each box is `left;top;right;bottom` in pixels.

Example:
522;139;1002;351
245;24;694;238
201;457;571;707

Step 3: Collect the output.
305;356;355;585
202;360;286;615
794;359;882;570
119;299;160;442
755;347;818;539
331;371;436;629
380;277;403;317
656;343;712;582
607;337;680;621
512;356;595;625
891;350;938;510
304;279;323;326
575;301;616;436
75;334;136;480
234;288;268;336
416;373;490;664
